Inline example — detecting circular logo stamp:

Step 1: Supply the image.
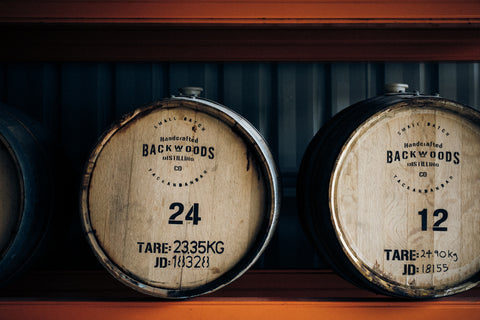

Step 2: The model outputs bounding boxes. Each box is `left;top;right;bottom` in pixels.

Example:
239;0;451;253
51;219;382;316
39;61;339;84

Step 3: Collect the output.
140;110;216;188
385;110;460;194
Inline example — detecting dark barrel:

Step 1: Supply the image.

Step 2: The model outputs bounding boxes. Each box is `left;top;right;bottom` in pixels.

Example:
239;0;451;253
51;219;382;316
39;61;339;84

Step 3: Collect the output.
0;104;54;286
297;84;480;298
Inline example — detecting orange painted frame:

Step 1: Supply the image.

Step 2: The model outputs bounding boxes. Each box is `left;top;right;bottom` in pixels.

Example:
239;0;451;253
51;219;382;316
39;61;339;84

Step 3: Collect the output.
0;0;479;61
1;2;480;317
0;0;479;24
0;270;479;319
1;300;480;320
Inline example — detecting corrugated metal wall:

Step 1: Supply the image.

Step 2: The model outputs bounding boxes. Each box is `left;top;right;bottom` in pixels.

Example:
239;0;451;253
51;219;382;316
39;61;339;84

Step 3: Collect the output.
1;62;479;269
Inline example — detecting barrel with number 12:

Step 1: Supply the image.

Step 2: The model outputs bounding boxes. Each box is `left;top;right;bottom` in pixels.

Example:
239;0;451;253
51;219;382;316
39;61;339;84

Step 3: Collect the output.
297;84;480;298
80;88;280;299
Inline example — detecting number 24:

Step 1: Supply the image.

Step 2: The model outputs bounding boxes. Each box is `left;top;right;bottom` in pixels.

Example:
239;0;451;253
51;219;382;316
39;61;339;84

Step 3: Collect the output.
168;202;201;225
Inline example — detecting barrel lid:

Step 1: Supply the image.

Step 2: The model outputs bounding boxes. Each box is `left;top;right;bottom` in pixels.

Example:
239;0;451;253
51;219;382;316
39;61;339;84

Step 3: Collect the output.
328;98;480;298
80;95;280;299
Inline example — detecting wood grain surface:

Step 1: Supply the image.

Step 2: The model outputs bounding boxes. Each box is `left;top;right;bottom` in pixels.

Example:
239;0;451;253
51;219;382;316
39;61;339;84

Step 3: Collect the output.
81;97;278;298
330;99;480;297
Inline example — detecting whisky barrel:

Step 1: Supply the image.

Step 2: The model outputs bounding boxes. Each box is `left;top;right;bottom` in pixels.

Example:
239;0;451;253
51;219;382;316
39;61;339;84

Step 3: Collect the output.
0;104;54;286
297;84;480;299
80;88;280;299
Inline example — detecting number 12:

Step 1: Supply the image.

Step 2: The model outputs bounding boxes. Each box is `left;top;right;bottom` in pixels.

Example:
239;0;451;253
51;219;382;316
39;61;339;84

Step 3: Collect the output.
418;208;448;231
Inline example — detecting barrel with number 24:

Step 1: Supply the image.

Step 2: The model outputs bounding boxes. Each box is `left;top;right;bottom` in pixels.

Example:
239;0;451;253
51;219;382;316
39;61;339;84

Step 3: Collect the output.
80;88;280;299
297;84;480;298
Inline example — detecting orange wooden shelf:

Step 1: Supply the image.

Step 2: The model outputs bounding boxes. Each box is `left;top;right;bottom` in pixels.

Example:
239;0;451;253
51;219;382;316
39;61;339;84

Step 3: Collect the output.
0;270;479;320
1;0;479;61
0;1;479;319
2;300;480;320
0;0;479;25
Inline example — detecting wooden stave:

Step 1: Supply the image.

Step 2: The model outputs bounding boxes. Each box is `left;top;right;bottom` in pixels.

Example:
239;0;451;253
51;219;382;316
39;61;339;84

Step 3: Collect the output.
297;94;480;299
0;105;54;286
80;96;281;299
297;94;404;295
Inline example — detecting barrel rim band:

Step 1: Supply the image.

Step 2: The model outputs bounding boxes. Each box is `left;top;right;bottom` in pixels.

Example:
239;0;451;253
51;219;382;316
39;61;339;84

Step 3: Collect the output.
0;105;54;286
329;98;480;298
0;131;24;261
79;96;280;299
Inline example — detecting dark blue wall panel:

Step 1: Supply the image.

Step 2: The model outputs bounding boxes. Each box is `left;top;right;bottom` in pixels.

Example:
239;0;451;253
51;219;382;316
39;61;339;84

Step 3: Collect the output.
1;62;478;269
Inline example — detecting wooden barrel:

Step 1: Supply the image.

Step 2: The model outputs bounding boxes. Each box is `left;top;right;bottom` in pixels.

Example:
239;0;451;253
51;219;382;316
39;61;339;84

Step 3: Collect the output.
0;104;54;286
80;88;280;299
297;84;480;299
